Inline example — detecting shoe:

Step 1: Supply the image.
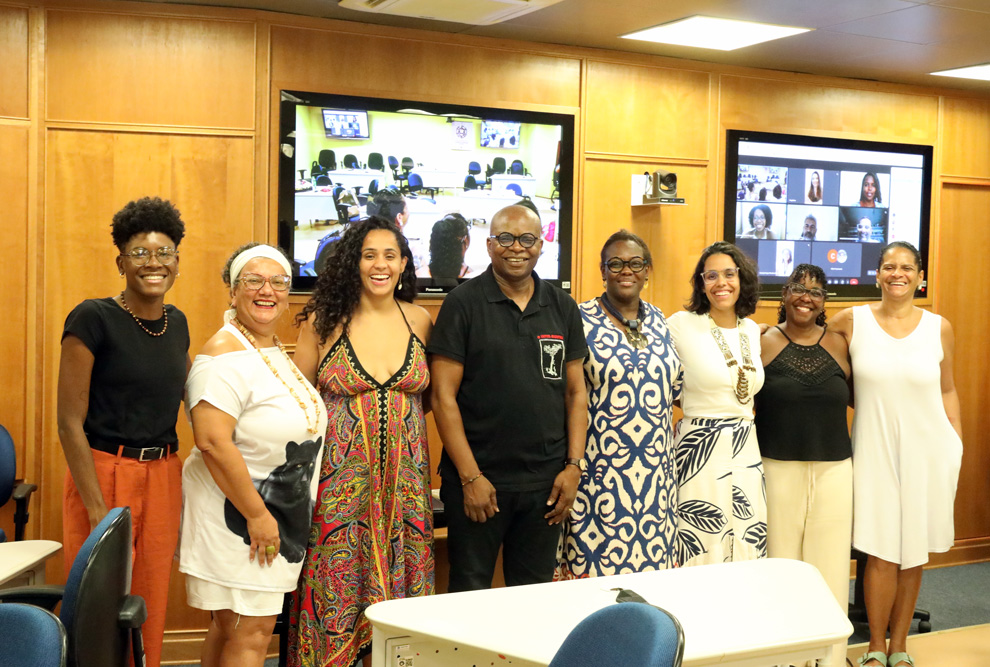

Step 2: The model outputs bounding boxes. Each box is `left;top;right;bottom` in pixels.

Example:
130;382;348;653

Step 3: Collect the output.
887;652;915;667
857;652;887;667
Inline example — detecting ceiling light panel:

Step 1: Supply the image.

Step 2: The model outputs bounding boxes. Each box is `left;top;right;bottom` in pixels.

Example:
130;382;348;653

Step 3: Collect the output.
622;15;811;51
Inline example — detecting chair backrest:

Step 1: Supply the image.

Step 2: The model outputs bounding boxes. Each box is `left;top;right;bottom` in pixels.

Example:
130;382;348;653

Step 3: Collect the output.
62;507;134;667
314;175;331;186
343;153;359;169
401;157;415;173
492;156;506;174
506;183;522;196
318;149;336;171
464;175;478;190
548;603;684;667
368;178;380;196
368;152;384;171
510;159;525;174
407;172;423;191
0;603;67;667
0;424;15;506
468;161;481;175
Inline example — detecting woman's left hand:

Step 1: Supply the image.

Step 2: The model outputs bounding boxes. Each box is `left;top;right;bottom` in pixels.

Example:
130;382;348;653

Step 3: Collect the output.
247;510;280;567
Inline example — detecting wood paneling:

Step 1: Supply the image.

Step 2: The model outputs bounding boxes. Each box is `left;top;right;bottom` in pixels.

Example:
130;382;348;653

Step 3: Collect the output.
584;61;711;159
937;184;990;541
45;10;256;129
719;75;940;142
0;5;29;119
270;25;581;110
941;97;990;179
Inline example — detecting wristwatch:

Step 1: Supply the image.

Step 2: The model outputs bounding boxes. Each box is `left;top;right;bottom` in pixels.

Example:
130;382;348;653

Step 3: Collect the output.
564;457;587;472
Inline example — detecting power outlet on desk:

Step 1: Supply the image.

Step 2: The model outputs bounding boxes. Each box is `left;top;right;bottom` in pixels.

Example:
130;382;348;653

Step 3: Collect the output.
392;643;415;667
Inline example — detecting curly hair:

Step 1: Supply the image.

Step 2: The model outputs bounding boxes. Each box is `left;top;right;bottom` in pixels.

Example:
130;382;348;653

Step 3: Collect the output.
429;213;469;279
220;242;291;288
686;241;760;318
776;263;828;326
297;216;417;344
111;196;185;250
748;204;773;229
599;229;652;267
367;189;406;223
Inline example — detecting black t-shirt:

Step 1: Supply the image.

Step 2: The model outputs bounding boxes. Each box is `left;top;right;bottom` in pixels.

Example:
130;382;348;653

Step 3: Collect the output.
62;297;190;448
428;267;587;490
754;334;851;461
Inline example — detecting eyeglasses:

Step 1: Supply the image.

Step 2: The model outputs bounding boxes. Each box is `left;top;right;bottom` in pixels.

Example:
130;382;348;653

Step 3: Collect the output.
239;273;291;292
489;232;539;248
605;257;648;273
786;283;827;301
119;247;178;266
700;268;739;284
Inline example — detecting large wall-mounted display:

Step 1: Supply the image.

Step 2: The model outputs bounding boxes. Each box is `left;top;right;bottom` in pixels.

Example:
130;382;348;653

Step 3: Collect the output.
724;130;934;301
278;90;575;295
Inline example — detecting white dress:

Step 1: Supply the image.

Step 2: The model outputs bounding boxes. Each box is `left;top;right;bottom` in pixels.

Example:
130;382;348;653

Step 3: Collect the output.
180;323;328;597
850;306;962;568
668;311;766;566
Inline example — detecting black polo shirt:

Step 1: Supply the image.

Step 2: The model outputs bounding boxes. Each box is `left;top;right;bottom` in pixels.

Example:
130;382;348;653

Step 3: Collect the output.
428;266;587;491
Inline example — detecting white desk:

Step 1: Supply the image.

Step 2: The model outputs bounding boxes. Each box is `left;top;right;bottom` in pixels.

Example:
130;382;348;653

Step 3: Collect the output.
326;168;386;191
491;173;537;198
295;190;339;223
0;540;62;588
367;559;852;667
410;168;464;191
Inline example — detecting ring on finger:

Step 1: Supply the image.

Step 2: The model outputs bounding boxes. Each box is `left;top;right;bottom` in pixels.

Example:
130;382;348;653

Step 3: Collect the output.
265;545;277;555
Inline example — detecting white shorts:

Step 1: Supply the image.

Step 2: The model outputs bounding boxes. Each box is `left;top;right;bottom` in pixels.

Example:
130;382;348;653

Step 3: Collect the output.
185;574;286;617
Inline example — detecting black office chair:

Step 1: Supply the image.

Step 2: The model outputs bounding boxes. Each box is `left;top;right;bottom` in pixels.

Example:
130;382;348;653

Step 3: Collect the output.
367;152;385;171
509;159;527;175
848;548;931;633
388;155;408;189
368;178;381;196
0;424;38;542
549;602;684;667
314;175;331;186
407;172;436;199
0;507;148;667
491;156;507;175
464;175;479;190
343;153;359;169
0;603;67;667
311;149;336;180
549;164;560;210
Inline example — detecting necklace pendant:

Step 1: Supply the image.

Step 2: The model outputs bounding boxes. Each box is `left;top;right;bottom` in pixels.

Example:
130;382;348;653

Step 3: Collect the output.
626;329;648;349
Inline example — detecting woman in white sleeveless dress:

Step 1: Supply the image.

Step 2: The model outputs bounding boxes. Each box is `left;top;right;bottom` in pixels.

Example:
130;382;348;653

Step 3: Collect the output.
830;242;963;667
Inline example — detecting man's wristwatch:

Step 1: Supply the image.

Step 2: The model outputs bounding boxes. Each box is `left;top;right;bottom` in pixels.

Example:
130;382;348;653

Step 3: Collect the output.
564;457;586;472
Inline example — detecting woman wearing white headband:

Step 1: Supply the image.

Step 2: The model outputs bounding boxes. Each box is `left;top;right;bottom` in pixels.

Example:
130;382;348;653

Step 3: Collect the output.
179;243;327;667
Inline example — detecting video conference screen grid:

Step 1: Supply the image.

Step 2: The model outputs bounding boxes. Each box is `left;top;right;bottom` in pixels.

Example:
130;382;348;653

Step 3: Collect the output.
726;132;932;298
279;91;574;294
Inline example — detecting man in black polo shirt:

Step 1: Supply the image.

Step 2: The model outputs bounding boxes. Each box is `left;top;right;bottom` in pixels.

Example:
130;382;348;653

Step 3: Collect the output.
429;204;587;592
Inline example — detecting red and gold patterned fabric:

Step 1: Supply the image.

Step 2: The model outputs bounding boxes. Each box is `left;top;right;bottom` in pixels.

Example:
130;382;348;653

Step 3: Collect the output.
288;331;433;667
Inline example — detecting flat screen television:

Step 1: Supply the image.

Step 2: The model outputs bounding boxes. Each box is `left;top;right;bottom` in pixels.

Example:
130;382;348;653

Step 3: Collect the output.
723;129;933;301
322;108;369;139
278;90;574;295
480;120;521;149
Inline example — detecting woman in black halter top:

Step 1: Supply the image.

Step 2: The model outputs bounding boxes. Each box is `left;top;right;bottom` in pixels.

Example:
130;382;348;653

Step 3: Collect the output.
755;263;852;667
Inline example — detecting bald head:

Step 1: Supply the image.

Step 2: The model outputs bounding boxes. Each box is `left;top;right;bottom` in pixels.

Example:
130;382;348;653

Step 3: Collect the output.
491;205;541;237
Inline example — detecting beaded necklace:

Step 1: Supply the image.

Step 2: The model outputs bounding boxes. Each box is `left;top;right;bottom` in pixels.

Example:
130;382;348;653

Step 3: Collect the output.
600;293;648;349
232;318;321;435
119;291;167;337
707;314;757;404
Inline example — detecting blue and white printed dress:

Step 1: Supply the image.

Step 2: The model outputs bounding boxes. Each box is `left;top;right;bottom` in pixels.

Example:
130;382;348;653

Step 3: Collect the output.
556;298;682;578
667;311;767;567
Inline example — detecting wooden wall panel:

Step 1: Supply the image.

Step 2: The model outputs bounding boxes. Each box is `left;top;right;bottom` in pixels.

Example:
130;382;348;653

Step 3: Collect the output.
270;26;581;110
584;60;711;159
45;10;256;128
578;159;708;315
719;75;940;142
0;5;29;118
937;184;990;541
0;124;29;481
941;97;990;179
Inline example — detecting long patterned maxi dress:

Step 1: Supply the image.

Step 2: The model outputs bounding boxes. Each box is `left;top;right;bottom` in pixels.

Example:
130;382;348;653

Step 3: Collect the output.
288;328;434;667
556;298;682;578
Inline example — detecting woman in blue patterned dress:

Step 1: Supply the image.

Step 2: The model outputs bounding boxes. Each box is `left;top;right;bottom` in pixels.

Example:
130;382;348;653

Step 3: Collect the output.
556;230;682;577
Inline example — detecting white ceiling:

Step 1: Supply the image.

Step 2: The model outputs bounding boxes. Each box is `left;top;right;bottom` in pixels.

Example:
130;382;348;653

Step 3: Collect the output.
140;0;990;91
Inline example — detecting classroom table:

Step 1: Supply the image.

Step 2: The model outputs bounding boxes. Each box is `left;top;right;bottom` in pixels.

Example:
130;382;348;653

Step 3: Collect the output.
490;173;538;198
366;558;853;667
326;168;386;191
0;540;61;588
294;190;339;223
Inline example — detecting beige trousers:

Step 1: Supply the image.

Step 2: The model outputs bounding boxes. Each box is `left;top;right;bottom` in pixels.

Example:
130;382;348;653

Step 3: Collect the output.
764;457;853;667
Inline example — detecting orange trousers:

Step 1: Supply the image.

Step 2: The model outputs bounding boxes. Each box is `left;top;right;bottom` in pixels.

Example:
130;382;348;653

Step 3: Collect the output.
63;447;182;667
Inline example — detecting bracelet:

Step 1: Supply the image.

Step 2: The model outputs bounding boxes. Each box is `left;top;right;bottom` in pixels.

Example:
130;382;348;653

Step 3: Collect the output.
461;472;484;487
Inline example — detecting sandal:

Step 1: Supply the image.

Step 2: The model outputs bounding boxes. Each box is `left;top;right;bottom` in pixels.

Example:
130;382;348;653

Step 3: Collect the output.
887;652;915;667
858;652;887;667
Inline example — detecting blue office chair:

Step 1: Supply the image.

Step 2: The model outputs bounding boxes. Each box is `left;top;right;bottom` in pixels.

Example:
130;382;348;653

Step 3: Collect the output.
509;159;527;175
506;183;523;197
0;603;67;667
0;424;38;542
0;507;147;667
548;602;684;667
407;172;436;199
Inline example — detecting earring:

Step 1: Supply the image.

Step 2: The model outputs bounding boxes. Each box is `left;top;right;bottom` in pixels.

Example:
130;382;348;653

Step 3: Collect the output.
398;278;403;291
644;279;650;288
602;280;607;289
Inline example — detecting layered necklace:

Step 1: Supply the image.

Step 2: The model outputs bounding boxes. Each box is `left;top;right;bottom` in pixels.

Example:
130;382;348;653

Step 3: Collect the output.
707;314;757;404
600;293;648;349
232;318;321;435
120;291;167;337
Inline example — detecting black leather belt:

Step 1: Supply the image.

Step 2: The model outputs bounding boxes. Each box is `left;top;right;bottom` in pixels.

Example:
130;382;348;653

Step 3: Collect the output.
89;439;178;461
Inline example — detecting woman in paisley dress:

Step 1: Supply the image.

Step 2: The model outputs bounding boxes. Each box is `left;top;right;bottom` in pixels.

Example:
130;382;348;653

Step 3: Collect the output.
557;230;682;577
668;241;766;567
289;216;434;667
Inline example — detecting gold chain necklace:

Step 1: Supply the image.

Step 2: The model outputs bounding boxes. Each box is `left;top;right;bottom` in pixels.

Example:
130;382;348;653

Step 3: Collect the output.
708;314;757;404
232;318;321;435
119;291;167;337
